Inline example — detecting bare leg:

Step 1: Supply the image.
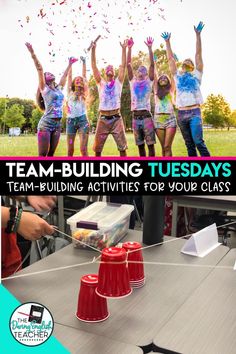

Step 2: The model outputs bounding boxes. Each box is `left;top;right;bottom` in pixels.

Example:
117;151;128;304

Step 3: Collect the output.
79;132;89;156
147;144;155;157
67;134;76;156
38;130;50;157
48;129;61;156
120;150;127;157
163;127;176;157
138;144;146;157
156;129;165;156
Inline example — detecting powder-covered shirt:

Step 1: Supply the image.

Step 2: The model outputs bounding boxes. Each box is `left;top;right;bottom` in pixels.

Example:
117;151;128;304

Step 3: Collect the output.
67;93;86;118
154;93;175;115
174;69;203;108
41;85;64;119
130;77;153;111
98;78;122;111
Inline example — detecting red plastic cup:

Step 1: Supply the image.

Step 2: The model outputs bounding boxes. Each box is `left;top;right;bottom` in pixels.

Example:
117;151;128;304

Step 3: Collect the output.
96;247;132;298
76;274;109;322
122;242;145;285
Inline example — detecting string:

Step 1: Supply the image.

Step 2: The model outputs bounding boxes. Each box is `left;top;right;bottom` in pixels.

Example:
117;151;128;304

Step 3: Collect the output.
10;227;102;277
55;219;236;256
12;209;57;274
97;260;233;270
127;220;236;254
2;255;101;281
3;220;236;281
2;258;234;282
13;248;31;275
127;233;190;254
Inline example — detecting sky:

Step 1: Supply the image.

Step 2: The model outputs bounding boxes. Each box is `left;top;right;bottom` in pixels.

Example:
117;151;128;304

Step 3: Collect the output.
0;0;236;108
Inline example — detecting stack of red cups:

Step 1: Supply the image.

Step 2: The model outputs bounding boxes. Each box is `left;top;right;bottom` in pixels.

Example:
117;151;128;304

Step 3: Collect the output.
76;244;144;322
122;241;145;288
96;247;132;298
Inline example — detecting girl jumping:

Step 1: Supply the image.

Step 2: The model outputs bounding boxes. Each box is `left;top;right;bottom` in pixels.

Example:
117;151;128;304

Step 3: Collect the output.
153;71;176;156
66;56;90;156
25;42;77;156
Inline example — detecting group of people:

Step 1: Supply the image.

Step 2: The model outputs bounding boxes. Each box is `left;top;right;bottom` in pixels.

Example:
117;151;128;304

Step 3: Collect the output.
26;21;210;158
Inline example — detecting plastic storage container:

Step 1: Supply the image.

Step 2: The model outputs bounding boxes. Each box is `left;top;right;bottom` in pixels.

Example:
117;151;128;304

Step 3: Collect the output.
67;202;134;250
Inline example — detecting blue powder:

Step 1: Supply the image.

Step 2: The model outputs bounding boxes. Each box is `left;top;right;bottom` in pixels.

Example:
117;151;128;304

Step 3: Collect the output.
177;73;199;93
104;81;115;98
133;80;149;99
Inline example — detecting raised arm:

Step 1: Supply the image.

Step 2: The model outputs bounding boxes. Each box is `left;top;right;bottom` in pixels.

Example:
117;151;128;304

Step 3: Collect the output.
144;37;155;81
194;21;204;72
59;57;78;88
25;42;45;91
154;50;160;79
127;38;134;81
80;56;87;79
170;75;176;94
67;66;72;94
153;54;158;94
118;40;127;83
80;56;89;96
91;41;101;84
161;32;177;76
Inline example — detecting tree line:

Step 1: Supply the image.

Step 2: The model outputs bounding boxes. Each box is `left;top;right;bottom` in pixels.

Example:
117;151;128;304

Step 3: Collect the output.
1;46;235;133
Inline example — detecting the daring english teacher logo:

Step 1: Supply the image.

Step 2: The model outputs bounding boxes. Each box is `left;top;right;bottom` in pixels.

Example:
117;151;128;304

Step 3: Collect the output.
9;302;54;346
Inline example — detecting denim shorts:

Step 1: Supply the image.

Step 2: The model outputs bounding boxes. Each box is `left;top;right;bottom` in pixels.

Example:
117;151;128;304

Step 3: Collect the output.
153;114;177;129
66;114;90;135
38;117;61;132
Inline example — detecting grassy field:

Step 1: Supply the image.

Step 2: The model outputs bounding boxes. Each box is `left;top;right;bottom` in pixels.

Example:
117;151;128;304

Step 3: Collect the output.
0;129;235;156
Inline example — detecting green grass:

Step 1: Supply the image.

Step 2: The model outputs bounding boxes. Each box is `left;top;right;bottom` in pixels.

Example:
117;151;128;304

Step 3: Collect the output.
0;129;235;156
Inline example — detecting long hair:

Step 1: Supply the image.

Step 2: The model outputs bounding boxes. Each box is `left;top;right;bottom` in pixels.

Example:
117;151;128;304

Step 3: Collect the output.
71;76;86;101
156;75;171;100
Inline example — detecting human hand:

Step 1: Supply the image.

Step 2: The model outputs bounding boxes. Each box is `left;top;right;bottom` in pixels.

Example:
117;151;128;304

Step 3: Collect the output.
17;212;54;240
90;40;96;50
27;196;57;212
161;32;171;41
80;56;86;64
69;57;78;65
194;21;205;33
144;37;154;48
88;35;101;52
25;42;34;53
120;39;128;49
127;37;134;48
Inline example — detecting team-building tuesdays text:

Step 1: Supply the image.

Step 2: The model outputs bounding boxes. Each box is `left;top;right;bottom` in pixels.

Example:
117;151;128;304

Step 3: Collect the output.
1;159;235;195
